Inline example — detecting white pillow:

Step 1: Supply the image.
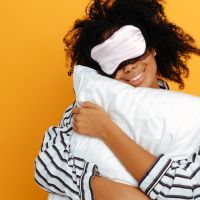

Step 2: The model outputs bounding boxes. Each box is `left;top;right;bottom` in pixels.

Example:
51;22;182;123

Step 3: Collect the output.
71;64;200;186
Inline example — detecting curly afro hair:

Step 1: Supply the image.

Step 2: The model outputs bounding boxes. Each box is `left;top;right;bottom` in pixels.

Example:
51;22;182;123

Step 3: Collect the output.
63;0;200;89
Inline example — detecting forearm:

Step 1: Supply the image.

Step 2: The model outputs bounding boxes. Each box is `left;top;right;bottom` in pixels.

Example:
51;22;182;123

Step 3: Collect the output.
92;176;150;200
101;122;200;199
102;121;157;182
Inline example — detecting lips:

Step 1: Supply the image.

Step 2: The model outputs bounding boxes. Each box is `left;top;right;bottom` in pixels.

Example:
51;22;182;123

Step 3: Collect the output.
126;67;145;81
126;68;146;87
130;71;144;82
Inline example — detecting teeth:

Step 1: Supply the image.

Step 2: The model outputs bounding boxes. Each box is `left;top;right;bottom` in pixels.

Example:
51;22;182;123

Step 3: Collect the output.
131;72;143;81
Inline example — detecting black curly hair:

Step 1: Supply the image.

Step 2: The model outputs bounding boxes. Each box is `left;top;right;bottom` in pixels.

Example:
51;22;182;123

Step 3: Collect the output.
63;0;200;89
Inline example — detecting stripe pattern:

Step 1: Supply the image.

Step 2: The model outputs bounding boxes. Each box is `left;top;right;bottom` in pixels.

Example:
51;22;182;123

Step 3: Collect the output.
139;150;200;199
158;78;170;90
139;81;200;199
34;101;100;200
34;79;172;200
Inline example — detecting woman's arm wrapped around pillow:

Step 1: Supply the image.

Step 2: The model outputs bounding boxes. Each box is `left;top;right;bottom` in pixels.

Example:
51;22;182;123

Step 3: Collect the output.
73;101;200;199
34;101;100;200
34;100;151;200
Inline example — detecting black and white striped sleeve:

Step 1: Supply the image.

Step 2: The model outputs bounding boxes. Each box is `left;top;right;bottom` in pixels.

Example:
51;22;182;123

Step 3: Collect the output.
34;101;101;200
138;147;200;200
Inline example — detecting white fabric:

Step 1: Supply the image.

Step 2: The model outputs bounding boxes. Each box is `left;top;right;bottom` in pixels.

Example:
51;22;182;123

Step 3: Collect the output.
71;64;200;186
48;194;70;200
90;25;146;74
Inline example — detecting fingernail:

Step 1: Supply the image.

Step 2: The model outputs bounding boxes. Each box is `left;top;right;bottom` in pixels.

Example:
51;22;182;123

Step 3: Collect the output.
77;101;83;107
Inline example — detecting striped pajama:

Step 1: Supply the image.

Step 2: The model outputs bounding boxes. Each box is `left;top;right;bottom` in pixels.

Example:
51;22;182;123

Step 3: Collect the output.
34;79;200;200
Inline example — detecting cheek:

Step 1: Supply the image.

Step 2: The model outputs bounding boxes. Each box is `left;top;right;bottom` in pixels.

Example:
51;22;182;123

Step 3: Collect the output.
142;63;157;86
146;60;157;76
115;70;123;80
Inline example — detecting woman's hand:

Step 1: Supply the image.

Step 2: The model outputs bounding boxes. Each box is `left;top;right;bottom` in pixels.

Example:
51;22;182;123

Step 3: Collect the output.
72;101;156;183
92;175;150;200
72;101;113;139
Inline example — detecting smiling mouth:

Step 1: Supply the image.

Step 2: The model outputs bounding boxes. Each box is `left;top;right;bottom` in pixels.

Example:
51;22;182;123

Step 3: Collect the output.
123;67;146;87
130;72;144;81
126;68;146;82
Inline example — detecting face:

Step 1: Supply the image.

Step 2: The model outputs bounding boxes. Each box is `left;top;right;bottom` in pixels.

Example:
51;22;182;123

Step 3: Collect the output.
114;49;159;89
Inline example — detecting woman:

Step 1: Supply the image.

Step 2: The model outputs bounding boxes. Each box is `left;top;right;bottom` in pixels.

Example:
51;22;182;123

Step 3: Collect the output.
34;0;200;199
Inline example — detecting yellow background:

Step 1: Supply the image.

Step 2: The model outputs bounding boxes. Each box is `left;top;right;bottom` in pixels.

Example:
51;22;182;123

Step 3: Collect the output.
0;0;200;199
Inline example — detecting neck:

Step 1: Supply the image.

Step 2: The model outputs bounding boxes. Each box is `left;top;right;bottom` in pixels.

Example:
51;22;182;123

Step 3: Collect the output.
151;78;160;89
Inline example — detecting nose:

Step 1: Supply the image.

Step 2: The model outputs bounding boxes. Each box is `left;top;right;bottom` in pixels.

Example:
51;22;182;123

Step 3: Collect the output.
123;63;137;74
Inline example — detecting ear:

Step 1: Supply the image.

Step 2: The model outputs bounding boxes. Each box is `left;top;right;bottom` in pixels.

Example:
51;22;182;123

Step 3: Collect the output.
152;48;157;57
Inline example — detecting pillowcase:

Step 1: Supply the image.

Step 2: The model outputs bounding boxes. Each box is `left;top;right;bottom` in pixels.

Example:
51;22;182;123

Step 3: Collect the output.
70;64;200;186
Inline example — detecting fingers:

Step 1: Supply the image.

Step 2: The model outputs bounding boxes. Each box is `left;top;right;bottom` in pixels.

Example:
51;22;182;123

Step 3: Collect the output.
72;105;94;115
72;119;78;131
80;101;101;109
72;107;80;114
72;110;79;131
72;108;81;131
72;113;78;122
